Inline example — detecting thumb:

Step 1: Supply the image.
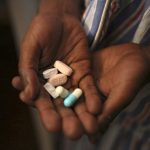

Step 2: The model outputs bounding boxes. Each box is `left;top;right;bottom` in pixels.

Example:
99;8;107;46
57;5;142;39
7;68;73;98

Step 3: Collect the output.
18;31;40;104
97;84;135;132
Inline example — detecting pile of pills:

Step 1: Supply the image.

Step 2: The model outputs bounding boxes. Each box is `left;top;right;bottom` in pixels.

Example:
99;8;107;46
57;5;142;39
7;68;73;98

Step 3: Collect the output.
43;60;82;107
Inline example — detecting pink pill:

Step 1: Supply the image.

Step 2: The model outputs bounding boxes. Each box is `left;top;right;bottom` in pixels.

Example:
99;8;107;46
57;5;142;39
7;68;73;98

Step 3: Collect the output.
43;68;58;79
48;74;67;86
54;60;73;76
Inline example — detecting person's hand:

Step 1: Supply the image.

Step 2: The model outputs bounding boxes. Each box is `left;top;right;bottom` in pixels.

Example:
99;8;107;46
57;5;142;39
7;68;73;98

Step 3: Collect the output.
91;43;150;139
12;14;102;139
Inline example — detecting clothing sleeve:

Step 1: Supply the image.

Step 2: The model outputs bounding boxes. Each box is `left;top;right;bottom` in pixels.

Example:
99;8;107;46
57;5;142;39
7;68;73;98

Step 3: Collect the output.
133;6;150;44
82;0;119;50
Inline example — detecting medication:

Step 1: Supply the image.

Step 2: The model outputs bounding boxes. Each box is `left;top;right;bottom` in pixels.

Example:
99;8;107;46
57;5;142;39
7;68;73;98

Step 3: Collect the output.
44;82;59;98
55;86;69;98
48;74;67;86
54;60;73;76
43;68;58;79
64;88;82;107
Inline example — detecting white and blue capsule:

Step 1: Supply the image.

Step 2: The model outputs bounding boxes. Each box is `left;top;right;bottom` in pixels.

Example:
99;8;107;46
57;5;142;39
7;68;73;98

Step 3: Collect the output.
64;88;82;107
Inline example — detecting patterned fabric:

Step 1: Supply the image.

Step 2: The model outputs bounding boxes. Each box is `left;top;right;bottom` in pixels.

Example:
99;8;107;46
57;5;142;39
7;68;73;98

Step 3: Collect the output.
61;1;150;150
82;0;150;50
133;6;150;43
82;0;112;49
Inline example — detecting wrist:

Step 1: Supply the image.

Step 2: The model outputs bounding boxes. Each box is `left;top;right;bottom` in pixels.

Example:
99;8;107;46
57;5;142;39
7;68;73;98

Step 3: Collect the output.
39;0;84;20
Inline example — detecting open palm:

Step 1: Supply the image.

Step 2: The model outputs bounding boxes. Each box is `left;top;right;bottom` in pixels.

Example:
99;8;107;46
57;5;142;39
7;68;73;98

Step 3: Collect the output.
12;14;102;139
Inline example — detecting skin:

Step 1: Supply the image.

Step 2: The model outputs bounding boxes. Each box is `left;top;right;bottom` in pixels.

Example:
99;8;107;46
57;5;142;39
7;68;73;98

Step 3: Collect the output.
12;0;150;142
91;43;150;140
12;14;102;139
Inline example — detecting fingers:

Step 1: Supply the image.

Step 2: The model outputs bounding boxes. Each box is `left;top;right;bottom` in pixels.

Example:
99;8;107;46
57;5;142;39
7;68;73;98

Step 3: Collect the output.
54;98;84;140
12;75;39;105
12;76;24;90
35;90;62;132
74;101;99;135
18;28;41;104
97;86;132;132
70;60;102;115
79;75;102;115
12;75;62;132
19;69;40;104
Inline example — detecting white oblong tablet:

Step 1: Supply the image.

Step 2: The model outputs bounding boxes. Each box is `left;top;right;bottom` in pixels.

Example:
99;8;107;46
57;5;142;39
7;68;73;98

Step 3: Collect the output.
43;82;59;98
48;74;67;86
54;60;73;76
43;68;58;79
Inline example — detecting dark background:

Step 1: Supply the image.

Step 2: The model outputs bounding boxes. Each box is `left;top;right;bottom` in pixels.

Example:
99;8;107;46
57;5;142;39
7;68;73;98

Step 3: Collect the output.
0;1;38;149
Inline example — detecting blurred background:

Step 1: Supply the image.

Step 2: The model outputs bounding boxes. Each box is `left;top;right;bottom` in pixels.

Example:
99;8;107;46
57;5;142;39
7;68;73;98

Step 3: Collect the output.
0;0;57;149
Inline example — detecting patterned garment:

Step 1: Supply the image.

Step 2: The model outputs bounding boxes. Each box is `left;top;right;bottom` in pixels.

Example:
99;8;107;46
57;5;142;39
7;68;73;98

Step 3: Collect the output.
60;1;150;150
82;0;150;49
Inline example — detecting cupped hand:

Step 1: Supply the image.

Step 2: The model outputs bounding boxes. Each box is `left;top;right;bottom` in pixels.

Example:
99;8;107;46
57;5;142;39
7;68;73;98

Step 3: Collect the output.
92;43;150;136
12;14;102;139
